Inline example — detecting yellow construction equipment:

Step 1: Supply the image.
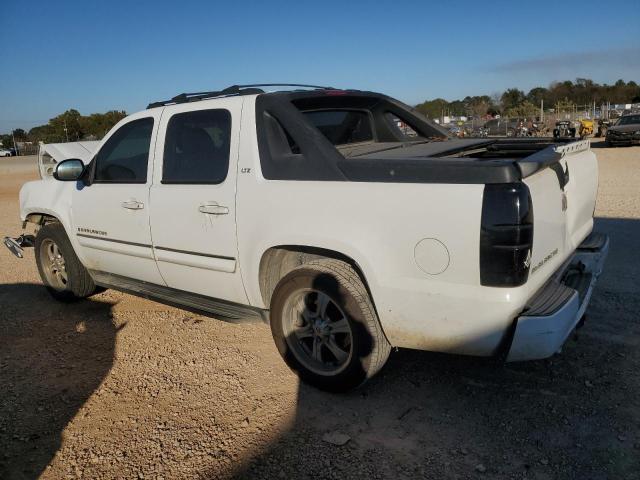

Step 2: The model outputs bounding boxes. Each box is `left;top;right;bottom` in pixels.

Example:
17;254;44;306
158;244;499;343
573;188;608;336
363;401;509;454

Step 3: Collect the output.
578;119;594;138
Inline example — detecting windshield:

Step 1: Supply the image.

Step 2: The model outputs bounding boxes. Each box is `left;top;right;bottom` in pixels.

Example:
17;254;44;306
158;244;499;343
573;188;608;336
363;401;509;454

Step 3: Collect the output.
618;115;640;125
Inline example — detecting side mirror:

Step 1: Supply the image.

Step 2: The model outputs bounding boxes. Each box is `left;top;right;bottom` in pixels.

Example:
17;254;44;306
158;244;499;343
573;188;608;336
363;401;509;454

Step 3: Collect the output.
54;159;85;181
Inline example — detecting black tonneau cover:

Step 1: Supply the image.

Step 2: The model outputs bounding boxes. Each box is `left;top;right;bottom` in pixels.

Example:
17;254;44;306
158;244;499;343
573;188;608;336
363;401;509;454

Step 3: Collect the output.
339;139;566;184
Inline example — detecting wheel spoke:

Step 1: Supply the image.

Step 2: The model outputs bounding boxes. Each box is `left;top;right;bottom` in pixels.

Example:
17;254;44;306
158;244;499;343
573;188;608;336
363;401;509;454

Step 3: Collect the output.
316;292;331;319
325;336;349;364
330;317;350;335
294;324;314;339
47;243;55;261
311;337;322;361
300;307;314;324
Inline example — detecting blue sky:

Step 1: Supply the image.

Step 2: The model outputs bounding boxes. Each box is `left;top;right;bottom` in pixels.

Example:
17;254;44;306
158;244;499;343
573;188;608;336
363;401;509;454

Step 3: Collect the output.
1;0;639;132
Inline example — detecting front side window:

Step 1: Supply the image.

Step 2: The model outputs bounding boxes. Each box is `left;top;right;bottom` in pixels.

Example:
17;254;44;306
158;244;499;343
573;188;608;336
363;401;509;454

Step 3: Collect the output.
94;118;154;183
162;109;231;184
303;110;373;145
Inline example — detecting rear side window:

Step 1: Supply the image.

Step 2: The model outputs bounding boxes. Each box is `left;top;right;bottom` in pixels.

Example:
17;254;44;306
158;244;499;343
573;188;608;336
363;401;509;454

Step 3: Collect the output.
94;118;154;183
303;110;373;145
384;112;419;138
162;109;231;184
263;112;301;157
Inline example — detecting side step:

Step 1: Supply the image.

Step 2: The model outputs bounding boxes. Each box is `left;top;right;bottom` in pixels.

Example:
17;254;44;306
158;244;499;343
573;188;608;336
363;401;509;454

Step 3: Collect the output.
89;270;267;323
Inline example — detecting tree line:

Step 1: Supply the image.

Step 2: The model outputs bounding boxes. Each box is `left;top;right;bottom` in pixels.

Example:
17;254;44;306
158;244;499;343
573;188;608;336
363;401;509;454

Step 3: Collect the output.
415;78;640;120
1;109;127;148
2;78;640;148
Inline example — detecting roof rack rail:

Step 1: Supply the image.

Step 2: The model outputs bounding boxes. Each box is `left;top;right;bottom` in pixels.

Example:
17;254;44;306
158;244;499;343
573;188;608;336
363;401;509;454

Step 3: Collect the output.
147;83;336;109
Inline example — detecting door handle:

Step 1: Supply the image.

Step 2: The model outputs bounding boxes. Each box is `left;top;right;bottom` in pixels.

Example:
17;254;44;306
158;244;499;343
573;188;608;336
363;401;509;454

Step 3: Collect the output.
121;200;144;210
198;204;229;215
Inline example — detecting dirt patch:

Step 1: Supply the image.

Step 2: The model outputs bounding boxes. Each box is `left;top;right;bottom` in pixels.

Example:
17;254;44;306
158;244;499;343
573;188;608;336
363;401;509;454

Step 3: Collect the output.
1;145;639;479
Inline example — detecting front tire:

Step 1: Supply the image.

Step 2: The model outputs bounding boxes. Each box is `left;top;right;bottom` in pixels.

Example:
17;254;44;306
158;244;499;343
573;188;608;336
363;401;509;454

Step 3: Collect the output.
35;222;101;301
269;259;391;392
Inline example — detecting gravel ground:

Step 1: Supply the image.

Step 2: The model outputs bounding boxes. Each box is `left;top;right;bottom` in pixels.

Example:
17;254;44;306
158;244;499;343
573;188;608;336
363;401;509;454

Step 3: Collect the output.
1;142;639;480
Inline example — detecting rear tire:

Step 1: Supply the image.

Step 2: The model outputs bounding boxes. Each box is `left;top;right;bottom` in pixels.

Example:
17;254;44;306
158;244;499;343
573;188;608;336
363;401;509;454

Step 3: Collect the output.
269;258;391;392
35;222;101;302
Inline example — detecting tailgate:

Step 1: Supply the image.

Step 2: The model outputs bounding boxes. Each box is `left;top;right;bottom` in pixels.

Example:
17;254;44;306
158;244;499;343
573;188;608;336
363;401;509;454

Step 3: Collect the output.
521;140;598;285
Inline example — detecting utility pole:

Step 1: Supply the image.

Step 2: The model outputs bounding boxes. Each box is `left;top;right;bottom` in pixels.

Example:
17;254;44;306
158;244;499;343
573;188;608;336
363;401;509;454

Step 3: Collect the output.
12;131;18;155
63;118;69;142
540;99;544;122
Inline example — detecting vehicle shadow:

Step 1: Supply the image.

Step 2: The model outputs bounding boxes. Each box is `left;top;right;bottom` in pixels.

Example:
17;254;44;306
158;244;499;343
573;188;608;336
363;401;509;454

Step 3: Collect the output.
210;216;639;479
0;284;117;480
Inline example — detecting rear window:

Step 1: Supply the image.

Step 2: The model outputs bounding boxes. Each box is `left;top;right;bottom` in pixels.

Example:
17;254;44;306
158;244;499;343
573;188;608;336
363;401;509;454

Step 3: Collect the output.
303;110;373;145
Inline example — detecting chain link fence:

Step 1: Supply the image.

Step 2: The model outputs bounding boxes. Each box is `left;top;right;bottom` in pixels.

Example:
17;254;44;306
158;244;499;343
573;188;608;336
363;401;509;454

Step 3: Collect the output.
447;102;640;139
15;142;39;156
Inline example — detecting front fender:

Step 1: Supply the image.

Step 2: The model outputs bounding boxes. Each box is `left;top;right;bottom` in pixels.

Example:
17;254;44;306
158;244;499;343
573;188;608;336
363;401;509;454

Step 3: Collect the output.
20;180;72;224
19;180;81;254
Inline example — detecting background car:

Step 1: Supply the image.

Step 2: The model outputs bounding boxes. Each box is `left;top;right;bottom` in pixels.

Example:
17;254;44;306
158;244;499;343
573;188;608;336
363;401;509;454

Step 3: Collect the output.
0;148;13;157
606;113;640;146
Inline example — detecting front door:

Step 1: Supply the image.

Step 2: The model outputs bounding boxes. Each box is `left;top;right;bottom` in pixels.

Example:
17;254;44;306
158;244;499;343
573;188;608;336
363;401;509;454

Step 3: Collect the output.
148;98;247;304
72;111;165;285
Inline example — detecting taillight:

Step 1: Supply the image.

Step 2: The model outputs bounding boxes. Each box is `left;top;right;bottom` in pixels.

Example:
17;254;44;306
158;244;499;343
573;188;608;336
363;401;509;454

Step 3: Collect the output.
480;183;533;287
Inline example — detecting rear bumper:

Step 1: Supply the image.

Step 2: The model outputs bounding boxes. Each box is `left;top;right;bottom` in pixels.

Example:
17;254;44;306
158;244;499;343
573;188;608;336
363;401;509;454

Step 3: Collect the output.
506;232;609;362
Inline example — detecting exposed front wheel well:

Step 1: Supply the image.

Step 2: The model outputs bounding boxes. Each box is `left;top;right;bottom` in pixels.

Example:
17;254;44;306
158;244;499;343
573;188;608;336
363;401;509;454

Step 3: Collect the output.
258;246;374;309
25;213;61;226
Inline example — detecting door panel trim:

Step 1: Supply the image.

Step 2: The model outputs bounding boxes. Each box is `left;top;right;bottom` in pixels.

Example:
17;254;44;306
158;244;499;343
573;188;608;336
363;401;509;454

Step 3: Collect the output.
153;245;235;261
76;234;154;259
154;247;236;273
77;233;152;248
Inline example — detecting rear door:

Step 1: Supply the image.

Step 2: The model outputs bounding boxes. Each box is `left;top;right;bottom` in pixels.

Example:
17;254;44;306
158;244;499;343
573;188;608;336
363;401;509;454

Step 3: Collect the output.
72;111;165;284
149;98;248;303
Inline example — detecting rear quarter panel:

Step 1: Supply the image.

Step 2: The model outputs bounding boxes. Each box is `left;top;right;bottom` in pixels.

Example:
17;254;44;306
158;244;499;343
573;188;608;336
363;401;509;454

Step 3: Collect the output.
236;100;524;355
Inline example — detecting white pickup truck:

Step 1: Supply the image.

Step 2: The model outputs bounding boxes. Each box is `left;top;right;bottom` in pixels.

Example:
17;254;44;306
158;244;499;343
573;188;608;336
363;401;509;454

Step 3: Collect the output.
5;84;609;391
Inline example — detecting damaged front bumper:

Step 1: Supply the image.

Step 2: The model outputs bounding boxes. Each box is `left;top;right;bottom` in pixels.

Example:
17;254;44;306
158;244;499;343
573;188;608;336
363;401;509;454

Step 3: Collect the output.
3;234;35;259
607;132;640;145
506;232;610;362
